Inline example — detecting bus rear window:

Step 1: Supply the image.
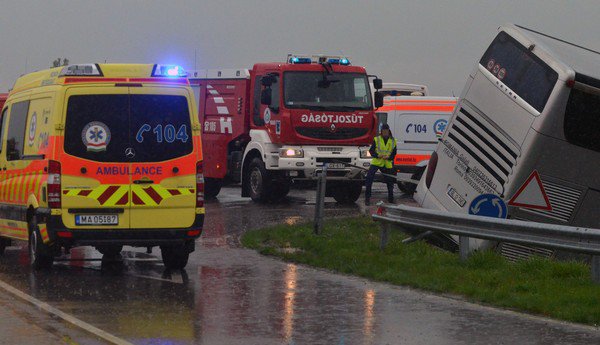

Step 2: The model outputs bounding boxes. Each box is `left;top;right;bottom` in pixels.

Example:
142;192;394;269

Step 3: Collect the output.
564;88;600;152
480;31;558;112
65;94;193;162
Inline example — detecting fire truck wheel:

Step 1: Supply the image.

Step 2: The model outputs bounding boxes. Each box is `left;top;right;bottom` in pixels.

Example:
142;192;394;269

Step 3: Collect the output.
204;178;223;199
248;158;270;202
333;182;363;204
268;179;290;202
28;219;54;270
161;244;190;270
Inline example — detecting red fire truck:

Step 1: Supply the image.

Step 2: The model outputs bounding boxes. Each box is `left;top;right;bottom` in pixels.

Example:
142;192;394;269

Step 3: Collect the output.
189;54;383;203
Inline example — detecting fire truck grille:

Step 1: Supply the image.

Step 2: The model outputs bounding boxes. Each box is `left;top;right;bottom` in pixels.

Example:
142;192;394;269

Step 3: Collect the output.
296;127;368;140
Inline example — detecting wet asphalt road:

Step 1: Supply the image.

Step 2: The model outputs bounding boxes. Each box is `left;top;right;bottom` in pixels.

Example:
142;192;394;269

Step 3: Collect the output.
0;185;599;345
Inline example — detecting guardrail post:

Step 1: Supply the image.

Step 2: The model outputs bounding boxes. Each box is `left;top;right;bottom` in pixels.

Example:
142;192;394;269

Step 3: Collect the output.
592;256;600;284
459;236;471;261
380;222;389;250
313;164;328;235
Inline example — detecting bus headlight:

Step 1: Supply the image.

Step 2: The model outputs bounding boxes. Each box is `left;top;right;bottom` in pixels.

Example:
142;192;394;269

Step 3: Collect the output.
360;149;372;159
280;148;304;158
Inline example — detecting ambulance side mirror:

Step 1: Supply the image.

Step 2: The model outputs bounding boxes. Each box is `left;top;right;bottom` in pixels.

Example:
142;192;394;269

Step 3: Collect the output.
373;78;383;90
261;88;272;105
374;91;384;108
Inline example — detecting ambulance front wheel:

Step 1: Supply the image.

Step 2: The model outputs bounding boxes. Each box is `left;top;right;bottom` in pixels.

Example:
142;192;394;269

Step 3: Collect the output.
161;244;190;270
204;178;223;199
28;219;54;270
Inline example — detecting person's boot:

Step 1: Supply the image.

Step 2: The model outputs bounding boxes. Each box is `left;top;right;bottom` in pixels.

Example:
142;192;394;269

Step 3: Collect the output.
365;198;370;206
388;196;394;204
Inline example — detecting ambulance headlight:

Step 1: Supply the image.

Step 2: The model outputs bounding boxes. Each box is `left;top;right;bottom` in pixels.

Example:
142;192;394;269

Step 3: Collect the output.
152;64;187;77
280;148;304;158
360;149;372;159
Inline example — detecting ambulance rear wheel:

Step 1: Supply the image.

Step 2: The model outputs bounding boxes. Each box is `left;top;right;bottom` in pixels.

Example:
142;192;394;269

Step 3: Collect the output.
248;158;270;203
28;220;53;270
0;238;9;256
204;178;222;199
161;244;189;270
333;182;363;204
96;245;123;258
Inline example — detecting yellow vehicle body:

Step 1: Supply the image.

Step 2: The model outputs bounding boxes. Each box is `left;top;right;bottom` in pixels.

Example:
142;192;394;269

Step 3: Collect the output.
0;64;204;269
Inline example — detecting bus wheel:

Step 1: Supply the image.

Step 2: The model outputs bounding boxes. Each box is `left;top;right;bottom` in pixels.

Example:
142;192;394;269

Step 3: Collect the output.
28;219;53;270
248;158;270;203
333;182;363;204
204;178;223;199
161;244;190;270
398;182;417;195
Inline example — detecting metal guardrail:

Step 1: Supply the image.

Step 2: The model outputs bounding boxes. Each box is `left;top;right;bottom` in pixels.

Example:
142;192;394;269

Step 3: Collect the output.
372;204;600;283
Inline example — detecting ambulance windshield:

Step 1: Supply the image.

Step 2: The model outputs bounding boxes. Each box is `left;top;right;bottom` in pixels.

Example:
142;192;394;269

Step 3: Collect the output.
284;72;372;110
64;94;193;162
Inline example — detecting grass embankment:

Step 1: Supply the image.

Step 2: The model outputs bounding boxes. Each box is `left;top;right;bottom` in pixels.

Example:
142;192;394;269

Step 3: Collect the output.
241;216;600;326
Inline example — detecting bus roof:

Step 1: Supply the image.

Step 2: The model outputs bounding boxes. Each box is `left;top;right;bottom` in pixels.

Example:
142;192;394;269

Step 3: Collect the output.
512;24;600;83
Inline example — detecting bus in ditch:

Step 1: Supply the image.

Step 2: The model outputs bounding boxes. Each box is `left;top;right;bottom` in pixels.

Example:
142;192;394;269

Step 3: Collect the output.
415;23;600;253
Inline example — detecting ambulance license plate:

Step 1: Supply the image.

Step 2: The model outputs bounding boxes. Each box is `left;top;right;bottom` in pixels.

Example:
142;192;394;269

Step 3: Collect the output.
327;163;345;169
75;215;118;226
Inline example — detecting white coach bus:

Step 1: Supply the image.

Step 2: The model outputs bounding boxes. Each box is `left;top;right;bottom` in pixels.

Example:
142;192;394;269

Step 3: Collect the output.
415;24;600;251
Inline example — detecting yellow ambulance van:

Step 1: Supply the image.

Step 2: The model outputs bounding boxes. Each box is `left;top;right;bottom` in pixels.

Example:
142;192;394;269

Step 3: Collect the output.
0;64;204;269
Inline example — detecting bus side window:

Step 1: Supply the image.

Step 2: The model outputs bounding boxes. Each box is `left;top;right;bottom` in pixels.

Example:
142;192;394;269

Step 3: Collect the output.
252;76;264;126
5;101;30;161
564;88;600;152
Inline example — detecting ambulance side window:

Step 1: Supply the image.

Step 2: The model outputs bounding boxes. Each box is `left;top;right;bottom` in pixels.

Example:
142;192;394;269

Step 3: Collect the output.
0;108;7;154
6;100;30;161
253;76;264;126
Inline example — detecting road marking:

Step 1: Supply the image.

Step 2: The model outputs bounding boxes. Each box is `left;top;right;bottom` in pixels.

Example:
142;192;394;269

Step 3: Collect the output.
0;278;133;345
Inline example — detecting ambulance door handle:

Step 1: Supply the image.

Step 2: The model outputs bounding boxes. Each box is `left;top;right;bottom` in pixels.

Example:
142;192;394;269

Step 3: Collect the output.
133;179;154;184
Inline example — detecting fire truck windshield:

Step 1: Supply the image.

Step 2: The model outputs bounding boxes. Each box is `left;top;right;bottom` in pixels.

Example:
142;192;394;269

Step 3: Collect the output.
284;72;372;111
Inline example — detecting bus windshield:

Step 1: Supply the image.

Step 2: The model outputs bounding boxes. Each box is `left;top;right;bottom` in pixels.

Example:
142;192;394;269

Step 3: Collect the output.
284;72;372;111
479;31;558;112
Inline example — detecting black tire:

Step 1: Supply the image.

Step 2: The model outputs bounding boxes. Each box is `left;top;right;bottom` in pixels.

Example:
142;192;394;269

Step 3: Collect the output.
0;238;8;256
96;245;123;257
333;182;363;204
269;178;290;202
248;158;271;202
204;178;223;199
28;219;53;270
398;182;417;195
161;244;190;270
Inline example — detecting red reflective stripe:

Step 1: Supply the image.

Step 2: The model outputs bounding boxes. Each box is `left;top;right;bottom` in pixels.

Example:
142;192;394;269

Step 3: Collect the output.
129;78;189;84
378;105;455;112
78;190;92;196
97;186;119;205
168;189;181;196
144;186;163;204
394;154;432;166
115;193;129;205
132;191;144;205
64;77;127;83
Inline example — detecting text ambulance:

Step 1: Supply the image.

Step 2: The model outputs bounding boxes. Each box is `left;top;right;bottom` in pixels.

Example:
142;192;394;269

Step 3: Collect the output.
0;64;204;269
189;54;383;204
377;96;456;194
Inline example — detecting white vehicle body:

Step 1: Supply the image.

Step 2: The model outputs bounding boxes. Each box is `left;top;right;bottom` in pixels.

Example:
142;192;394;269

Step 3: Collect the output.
416;23;600;250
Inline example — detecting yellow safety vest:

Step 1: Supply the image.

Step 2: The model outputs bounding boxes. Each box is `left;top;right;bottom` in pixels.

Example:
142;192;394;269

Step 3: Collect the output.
371;136;396;169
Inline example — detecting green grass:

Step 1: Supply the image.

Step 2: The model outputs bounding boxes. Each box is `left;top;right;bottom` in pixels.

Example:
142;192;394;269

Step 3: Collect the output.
241;216;600;326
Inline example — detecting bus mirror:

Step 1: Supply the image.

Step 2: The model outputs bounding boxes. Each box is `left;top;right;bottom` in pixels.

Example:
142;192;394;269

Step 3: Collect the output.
373;78;383;90
374;91;384;108
261;88;272;105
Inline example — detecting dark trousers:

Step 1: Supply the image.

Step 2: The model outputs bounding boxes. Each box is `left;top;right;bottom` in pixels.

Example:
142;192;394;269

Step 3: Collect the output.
364;164;395;202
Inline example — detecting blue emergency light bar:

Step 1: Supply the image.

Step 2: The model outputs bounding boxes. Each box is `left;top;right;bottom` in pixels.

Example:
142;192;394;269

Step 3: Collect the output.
289;57;312;64
287;54;351;65
152;64;187;77
327;58;350;65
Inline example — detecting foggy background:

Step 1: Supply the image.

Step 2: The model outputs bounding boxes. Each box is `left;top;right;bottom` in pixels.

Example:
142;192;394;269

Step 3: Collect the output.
1;0;599;95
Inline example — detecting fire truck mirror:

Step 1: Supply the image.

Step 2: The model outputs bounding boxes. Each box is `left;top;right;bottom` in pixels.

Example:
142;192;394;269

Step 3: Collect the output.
261;76;273;87
374;91;384;108
261;88;272;105
373;78;383;90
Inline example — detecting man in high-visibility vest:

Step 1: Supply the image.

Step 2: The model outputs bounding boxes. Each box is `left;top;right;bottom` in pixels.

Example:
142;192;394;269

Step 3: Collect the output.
365;124;397;206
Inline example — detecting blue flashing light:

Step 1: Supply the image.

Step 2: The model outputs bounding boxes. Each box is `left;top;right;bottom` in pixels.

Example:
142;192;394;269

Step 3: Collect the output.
289;57;311;64
327;58;350;65
340;58;350;65
152;64;187;77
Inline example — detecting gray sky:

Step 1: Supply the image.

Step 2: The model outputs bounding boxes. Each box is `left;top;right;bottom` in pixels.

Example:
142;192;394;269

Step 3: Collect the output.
1;0;599;95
